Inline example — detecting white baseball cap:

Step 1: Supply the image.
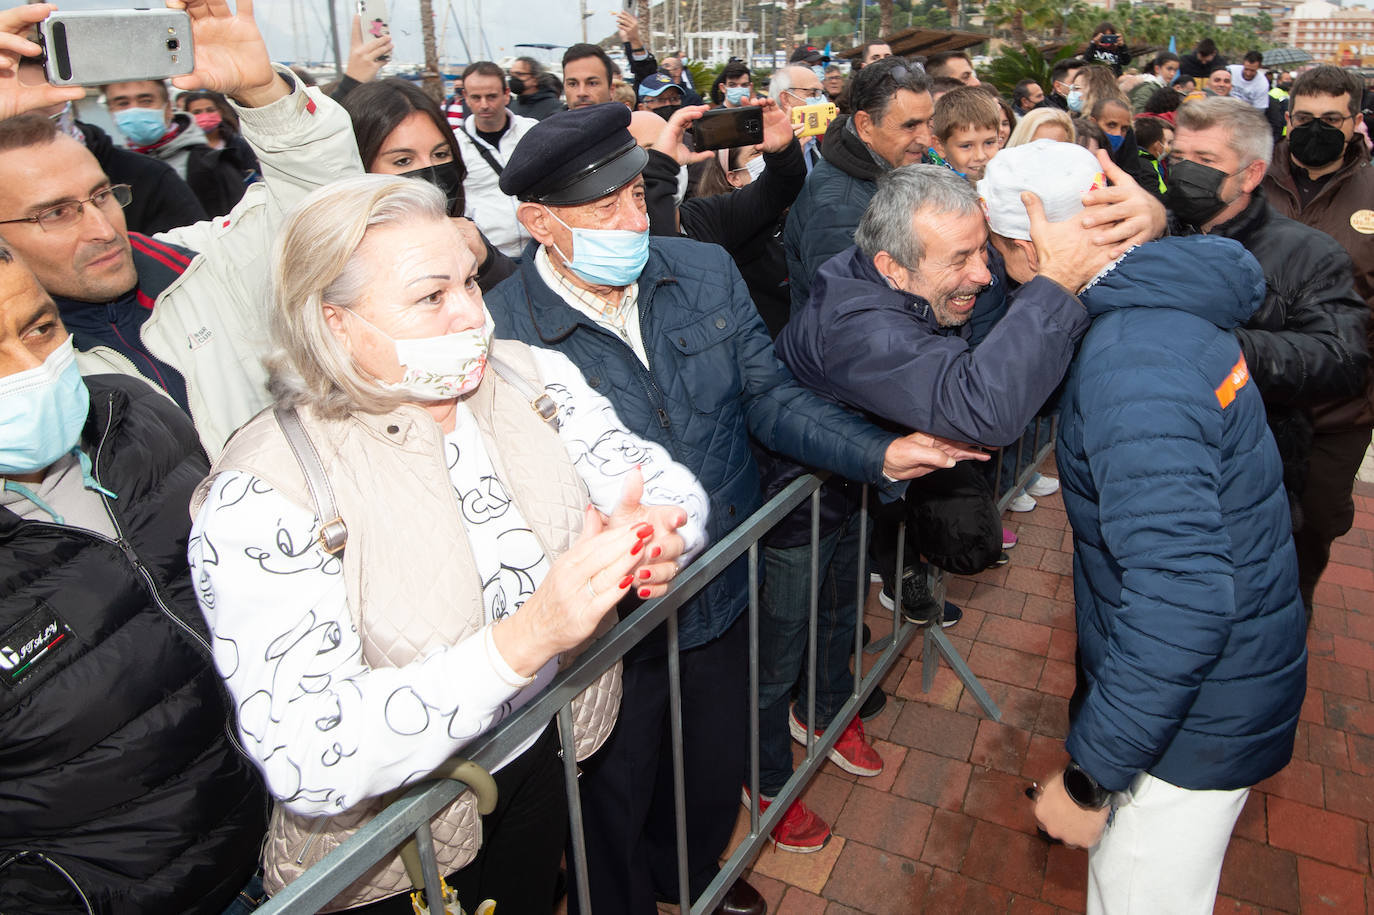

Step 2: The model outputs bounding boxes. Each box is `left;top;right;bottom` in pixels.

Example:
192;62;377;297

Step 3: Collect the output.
976;139;1106;241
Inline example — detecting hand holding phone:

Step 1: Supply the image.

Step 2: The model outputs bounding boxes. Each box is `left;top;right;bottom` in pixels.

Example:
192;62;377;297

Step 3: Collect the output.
791;101;837;139
688;108;764;152
39;9;194;87
164;0;283;108
0;5;83;121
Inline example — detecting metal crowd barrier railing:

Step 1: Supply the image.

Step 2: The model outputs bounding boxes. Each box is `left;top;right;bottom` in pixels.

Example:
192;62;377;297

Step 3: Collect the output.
256;416;1057;915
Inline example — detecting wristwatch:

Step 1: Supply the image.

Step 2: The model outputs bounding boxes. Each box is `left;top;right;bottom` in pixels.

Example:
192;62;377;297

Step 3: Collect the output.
1063;761;1112;810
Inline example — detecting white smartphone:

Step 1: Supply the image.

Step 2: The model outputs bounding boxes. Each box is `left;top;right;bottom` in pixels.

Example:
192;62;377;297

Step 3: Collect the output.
38;10;193;88
358;0;392;63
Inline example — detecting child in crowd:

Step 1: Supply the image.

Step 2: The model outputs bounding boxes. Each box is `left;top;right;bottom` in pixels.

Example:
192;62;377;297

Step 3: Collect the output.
927;86;1002;182
1133;114;1172;193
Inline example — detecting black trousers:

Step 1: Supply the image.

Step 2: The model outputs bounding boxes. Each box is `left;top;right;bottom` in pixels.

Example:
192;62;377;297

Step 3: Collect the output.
571;616;749;915
1295;425;1373;611
348;723;567;914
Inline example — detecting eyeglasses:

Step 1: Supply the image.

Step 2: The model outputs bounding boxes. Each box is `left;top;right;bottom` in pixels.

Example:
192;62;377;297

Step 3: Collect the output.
1291;111;1354;129
0;184;132;232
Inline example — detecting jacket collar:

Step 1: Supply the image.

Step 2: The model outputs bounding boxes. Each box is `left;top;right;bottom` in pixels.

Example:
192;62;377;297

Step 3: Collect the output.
1266;137;1371;200
819;115;889;181
514;240;678;343
1209;192;1271;245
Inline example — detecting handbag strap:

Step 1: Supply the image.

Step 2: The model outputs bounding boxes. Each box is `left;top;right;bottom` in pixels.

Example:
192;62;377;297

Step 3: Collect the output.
273;407;348;555
472;139;505;178
487;352;559;426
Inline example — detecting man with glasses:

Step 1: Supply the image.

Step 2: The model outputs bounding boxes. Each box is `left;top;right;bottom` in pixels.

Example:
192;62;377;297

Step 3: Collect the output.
1169;97;1368;612
768;65;829;170
1260;66;1374;612
0;1;362;459
508;56;563;121
659;56;704;106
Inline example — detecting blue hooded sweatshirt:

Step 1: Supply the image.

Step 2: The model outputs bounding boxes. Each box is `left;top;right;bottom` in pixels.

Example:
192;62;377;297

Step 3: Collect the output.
1057;234;1307;793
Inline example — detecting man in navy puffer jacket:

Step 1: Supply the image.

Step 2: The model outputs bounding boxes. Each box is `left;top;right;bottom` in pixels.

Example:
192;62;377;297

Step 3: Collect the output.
1027;228;1305;909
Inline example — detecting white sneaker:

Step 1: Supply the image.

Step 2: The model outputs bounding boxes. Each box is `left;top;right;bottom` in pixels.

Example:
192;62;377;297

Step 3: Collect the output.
1008;492;1037;512
1025;474;1060;497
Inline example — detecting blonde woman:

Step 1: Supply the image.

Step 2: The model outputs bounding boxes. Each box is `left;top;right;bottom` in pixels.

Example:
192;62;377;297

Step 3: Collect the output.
1006;107;1077;147
188;174;709;913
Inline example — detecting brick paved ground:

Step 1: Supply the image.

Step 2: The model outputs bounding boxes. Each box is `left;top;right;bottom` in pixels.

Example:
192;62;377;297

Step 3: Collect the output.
720;456;1374;915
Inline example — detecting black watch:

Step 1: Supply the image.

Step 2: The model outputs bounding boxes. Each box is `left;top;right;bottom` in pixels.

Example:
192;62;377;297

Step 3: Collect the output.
1063;761;1111;810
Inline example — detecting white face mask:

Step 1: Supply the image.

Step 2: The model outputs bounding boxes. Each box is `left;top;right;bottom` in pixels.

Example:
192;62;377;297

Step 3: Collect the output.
743;156;767;181
346;306;494;401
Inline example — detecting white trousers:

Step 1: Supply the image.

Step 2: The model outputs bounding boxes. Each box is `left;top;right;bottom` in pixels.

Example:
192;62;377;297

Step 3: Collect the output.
1087;773;1249;915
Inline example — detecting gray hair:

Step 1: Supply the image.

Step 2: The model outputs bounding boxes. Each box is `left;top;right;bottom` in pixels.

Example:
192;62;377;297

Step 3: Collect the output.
767;65;811;99
856;164;981;268
1176;97;1275;168
266;174;451;418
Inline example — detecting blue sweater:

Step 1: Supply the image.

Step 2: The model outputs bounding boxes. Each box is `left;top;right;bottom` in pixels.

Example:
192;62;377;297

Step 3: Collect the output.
1057;235;1307;792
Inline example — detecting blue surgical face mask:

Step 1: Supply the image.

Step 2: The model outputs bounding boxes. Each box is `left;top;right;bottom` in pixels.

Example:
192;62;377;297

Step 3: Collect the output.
1066;89;1084;113
544;206;650;287
113;106;169;146
1107;132;1125;151
811;65;826;80
725;85;750;106
0;338;90;475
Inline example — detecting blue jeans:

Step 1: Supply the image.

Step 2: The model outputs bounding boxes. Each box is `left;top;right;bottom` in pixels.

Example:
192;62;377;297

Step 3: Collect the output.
757;510;863;797
220;873;266;915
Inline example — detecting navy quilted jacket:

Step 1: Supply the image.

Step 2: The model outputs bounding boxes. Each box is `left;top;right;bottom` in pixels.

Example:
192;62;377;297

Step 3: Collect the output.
485;237;894;650
1058;235;1307;793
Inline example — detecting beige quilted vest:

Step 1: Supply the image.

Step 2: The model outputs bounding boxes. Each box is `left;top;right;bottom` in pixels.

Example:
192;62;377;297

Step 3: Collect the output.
191;341;623;911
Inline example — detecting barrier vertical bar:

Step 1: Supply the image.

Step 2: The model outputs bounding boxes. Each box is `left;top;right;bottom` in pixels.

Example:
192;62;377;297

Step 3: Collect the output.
804;488;821;754
747;541;761;834
557;704;592;915
411;823;444;914
667;611;691;911
853;486;867;693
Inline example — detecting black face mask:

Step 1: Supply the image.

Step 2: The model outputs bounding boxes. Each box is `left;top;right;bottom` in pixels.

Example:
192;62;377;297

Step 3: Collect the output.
508;76;526;95
653;104;682;122
1166;158;1233;228
1288;119;1347;169
399;161;465;216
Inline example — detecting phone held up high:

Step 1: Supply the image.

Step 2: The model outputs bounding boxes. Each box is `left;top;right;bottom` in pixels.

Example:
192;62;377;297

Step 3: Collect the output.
358;0;393;63
38;9;194;88
689;108;765;152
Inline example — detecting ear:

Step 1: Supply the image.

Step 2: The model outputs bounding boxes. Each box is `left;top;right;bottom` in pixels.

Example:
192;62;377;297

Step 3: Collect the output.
321;303;353;350
1240;157;1266;193
518;202;555;245
872;250;905;287
853;108;875;146
1015;238;1039;273
931;135;947;159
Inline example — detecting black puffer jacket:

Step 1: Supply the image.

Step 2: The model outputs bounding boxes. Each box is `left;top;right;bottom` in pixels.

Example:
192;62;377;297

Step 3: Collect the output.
0;376;268;914
1208;194;1370;515
77;121;207;235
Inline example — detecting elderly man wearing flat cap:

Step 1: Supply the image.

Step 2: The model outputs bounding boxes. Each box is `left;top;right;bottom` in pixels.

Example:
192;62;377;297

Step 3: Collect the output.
483;102;981;915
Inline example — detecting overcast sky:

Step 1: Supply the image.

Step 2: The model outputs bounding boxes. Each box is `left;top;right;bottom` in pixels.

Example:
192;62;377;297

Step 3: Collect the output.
53;0;622;69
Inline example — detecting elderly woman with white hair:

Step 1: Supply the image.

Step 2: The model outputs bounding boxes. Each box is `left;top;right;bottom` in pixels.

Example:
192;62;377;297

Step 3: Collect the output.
187;174;708;913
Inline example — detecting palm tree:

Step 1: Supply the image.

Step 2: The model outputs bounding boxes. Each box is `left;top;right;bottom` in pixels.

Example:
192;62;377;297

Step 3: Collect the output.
879;0;893;37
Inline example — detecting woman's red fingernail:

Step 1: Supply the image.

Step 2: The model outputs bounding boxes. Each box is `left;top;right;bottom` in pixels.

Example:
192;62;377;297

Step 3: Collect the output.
638;568;652;580
631;539;646;556
618;575;634;589
635;524;654;539
638;587;652;599
650;545;662;559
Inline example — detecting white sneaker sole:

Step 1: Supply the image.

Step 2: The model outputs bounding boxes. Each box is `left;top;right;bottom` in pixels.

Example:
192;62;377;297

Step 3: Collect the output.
1008;494;1037;512
1026;476;1060;497
788;715;883;776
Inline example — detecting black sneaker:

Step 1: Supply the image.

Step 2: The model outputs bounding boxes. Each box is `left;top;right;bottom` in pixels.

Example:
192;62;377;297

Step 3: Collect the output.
877;571;942;625
939;601;963;629
858;686;887;722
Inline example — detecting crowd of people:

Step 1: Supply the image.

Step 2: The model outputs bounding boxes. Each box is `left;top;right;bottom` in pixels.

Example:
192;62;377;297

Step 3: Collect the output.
0;1;1371;913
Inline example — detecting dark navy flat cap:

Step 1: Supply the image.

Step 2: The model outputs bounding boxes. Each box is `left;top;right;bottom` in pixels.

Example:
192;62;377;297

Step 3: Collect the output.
498;102;650;206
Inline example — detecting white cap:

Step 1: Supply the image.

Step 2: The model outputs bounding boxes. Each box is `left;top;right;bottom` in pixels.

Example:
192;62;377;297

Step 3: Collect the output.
976;139;1106;241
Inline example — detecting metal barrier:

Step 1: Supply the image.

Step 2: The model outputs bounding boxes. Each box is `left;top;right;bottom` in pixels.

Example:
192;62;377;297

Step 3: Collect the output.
256;417;1057;915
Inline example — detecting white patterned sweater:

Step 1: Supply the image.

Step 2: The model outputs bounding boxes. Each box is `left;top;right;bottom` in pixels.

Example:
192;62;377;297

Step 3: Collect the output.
188;347;709;816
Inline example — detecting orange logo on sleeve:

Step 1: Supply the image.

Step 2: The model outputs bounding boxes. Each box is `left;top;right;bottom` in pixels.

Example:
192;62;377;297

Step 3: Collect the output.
1215;354;1250;409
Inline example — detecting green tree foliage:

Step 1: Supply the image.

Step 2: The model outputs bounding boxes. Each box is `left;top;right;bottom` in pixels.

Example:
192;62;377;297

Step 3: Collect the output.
979;42;1080;96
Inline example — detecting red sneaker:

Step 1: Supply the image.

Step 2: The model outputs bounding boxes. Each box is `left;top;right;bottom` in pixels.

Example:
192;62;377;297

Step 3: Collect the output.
789;709;884;776
741;787;832;853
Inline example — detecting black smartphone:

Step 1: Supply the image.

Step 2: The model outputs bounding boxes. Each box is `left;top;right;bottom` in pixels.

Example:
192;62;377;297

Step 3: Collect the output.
690;108;764;151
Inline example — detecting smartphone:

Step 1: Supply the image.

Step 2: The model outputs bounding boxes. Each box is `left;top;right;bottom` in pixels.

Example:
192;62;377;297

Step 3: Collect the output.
690;108;764;151
38;10;193;87
790;101;837;139
358;0;392;63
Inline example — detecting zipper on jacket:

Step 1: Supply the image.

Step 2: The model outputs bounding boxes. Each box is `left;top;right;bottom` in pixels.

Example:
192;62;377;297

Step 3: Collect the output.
0;851;96;915
634;279;674;434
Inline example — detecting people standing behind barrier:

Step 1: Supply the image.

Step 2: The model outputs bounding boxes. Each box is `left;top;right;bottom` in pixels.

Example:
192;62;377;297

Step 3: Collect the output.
986;141;1306;914
484;101;968;915
448;61;537;259
0;1;362;464
188;174;706;913
339;77;517;293
1259;66;1374;612
508;56;565;120
1168;98;1368;549
103;77;250;217
179;89;262;182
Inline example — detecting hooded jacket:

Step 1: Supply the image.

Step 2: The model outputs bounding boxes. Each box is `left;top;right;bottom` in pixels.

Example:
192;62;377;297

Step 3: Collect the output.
1057;236;1307;793
509;80;565;121
77;120;207;235
783;114;888;312
1262;137;1374;431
